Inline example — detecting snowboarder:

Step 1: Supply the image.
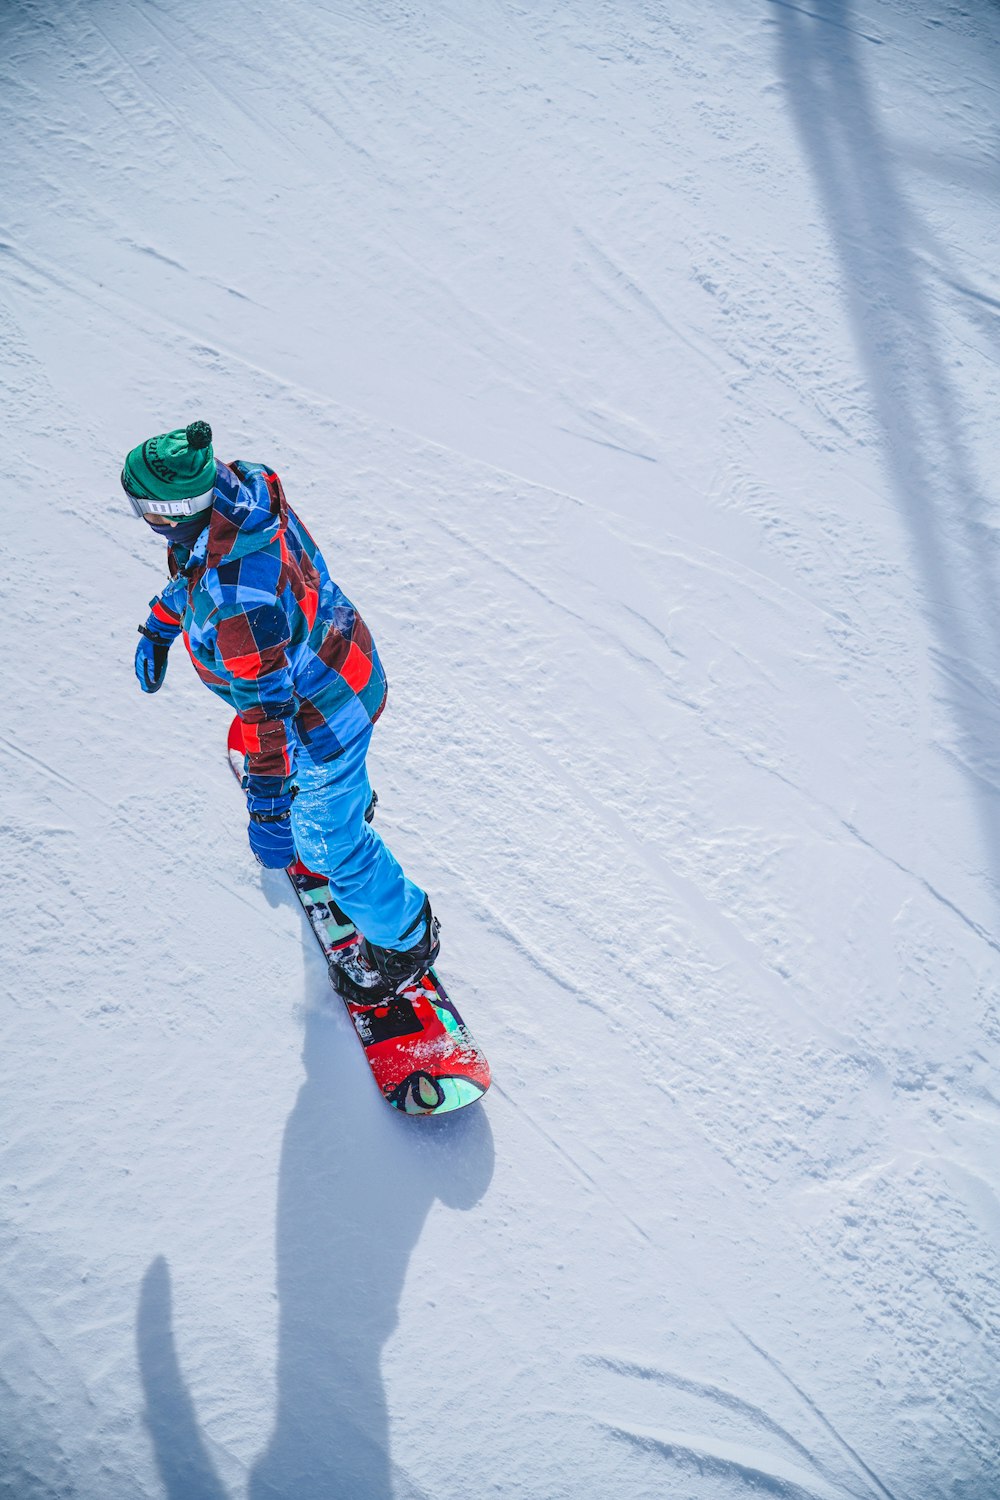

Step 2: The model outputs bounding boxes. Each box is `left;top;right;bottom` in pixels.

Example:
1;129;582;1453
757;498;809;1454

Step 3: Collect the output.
123;419;439;1000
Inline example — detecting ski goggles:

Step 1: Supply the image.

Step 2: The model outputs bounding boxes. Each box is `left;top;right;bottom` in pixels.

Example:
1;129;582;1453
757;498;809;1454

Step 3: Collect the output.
121;469;215;520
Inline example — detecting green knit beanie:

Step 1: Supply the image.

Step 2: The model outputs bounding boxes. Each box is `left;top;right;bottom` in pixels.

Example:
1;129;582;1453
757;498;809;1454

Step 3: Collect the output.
122;420;216;503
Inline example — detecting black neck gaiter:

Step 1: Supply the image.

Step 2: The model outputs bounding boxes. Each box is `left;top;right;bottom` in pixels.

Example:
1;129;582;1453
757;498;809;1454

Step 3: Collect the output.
145;511;212;547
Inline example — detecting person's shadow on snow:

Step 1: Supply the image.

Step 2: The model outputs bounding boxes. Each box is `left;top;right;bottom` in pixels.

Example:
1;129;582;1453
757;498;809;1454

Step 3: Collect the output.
249;1000;495;1499
138;973;495;1500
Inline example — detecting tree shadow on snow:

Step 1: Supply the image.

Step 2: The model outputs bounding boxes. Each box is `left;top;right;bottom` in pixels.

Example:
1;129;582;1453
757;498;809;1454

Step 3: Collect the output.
138;978;495;1500
774;3;1000;928
774;1;1000;1489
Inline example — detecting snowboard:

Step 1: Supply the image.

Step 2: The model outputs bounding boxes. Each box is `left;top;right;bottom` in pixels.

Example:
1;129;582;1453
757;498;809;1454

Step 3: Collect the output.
227;717;491;1116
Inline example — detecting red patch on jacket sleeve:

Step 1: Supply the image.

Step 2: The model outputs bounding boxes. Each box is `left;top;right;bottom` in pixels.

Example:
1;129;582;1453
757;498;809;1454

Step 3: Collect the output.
300;584;318;631
242;720;262;755
239;711;291;777
340;640;373;693
152;599;181;626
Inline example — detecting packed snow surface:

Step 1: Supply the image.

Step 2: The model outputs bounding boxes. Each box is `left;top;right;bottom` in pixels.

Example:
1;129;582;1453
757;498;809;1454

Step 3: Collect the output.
2;0;1000;1495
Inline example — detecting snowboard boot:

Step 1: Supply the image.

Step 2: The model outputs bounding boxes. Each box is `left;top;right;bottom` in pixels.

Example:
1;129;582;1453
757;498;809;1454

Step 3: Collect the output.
337;897;441;1005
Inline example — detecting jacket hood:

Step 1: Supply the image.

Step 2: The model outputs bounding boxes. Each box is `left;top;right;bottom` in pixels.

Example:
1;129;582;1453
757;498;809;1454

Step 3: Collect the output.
204;460;287;566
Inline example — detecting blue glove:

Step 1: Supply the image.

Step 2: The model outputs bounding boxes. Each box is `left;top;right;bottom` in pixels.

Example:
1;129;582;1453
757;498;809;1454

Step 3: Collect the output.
135;626;172;693
248;811;296;869
135;604;181;694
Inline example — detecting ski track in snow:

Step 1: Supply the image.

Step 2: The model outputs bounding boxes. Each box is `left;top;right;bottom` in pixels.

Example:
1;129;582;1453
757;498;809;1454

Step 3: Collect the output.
2;0;1000;1496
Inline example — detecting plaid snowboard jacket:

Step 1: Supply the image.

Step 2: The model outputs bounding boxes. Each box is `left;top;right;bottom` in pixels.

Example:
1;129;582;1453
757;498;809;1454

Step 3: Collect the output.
146;460;387;795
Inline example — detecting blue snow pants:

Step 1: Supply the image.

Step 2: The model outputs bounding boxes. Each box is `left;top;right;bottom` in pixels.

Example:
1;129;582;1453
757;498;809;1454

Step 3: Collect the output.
290;728;427;950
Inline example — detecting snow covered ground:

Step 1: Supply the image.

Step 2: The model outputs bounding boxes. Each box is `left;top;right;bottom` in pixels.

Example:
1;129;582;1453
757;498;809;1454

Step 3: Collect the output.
2;0;1000;1494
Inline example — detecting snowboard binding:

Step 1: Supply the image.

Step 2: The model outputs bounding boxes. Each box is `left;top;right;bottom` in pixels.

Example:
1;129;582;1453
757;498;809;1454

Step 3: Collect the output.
334;898;441;1006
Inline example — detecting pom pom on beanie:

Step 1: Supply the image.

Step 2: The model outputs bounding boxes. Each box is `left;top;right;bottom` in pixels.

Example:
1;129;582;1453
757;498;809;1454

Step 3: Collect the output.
122;420;216;503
